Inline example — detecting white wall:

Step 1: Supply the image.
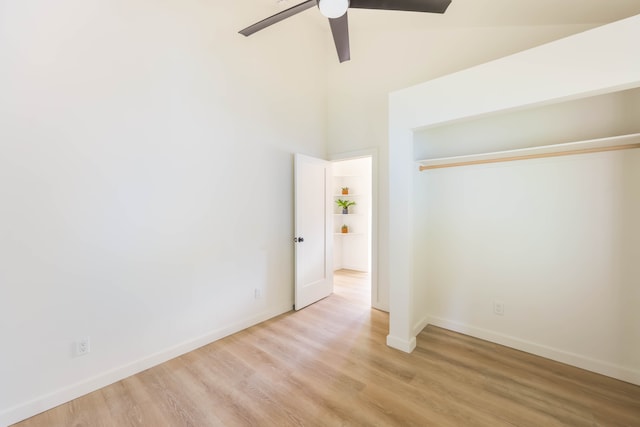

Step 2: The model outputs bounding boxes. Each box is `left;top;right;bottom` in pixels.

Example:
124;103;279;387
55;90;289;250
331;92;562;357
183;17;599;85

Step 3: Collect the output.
415;88;640;158
326;23;601;311
417;149;640;380
0;0;327;424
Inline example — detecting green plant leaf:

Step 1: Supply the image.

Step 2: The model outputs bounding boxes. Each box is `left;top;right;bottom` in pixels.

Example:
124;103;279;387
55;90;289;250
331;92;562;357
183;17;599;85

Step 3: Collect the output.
336;199;356;208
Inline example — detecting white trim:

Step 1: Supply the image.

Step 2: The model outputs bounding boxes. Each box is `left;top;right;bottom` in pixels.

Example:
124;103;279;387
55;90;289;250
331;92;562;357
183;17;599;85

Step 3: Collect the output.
386;334;417;353
386;126;415;351
413;315;429;337
0;304;292;427
329;149;382;311
340;264;368;272
425;316;640;386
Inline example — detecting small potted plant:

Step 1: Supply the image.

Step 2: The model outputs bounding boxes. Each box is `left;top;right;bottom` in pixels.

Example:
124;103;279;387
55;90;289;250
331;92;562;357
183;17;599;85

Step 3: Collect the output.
336;199;356;214
341;224;348;233
341;187;349;195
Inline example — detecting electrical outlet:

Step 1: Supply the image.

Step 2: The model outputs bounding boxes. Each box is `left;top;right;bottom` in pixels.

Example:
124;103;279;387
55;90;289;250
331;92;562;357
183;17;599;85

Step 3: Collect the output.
76;337;90;356
254;288;262;299
493;301;505;316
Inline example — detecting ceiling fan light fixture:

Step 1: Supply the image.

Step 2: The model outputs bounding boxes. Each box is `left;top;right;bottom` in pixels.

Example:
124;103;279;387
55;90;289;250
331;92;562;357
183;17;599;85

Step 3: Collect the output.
318;0;349;19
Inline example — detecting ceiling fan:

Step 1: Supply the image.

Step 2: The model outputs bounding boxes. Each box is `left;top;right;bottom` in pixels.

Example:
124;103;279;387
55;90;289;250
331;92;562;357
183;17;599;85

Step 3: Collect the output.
239;0;452;63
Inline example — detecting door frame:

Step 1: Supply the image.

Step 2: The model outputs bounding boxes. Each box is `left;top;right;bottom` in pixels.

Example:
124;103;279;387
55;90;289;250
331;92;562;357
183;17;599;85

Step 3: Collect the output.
328;148;382;311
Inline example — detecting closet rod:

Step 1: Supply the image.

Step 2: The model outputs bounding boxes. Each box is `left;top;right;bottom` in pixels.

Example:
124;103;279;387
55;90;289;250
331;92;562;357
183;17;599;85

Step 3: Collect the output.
419;143;640;171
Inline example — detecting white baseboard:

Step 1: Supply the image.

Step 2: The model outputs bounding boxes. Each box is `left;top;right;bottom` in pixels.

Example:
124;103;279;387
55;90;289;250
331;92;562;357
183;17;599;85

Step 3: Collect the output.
424;315;640;386
340;264;368;272
0;303;293;427
372;302;389;312
386;334;416;353
413;316;430;337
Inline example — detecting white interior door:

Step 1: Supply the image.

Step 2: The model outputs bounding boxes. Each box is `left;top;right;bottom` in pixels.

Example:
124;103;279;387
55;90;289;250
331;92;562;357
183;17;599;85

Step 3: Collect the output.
294;153;333;310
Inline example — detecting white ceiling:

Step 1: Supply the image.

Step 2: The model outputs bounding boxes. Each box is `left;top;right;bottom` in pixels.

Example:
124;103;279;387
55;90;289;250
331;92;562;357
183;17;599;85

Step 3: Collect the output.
244;0;640;33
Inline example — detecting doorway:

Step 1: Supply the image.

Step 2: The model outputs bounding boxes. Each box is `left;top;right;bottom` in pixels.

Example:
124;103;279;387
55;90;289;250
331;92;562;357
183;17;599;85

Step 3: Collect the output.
331;156;373;305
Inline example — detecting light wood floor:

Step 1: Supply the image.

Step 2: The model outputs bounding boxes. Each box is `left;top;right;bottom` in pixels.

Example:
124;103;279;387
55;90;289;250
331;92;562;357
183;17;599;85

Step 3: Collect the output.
14;270;640;426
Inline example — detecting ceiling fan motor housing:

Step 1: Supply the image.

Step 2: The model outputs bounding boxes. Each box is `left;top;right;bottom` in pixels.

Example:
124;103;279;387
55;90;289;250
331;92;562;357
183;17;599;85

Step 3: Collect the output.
318;0;351;18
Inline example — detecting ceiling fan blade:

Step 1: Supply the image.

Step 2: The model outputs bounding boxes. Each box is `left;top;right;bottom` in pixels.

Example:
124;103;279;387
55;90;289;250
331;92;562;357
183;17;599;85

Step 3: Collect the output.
329;13;350;63
349;0;451;14
239;0;317;37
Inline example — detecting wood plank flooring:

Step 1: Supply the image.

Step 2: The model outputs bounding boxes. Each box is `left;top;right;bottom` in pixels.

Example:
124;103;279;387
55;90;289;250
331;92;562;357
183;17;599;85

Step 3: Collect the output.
14;270;640;426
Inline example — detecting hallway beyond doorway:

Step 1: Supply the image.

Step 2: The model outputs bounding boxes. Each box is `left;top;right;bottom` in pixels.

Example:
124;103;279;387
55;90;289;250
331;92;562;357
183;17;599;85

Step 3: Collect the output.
333;269;370;307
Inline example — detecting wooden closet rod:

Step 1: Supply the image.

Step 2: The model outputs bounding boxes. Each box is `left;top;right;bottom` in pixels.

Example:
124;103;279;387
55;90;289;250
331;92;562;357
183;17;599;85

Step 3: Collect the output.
419;143;640;171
